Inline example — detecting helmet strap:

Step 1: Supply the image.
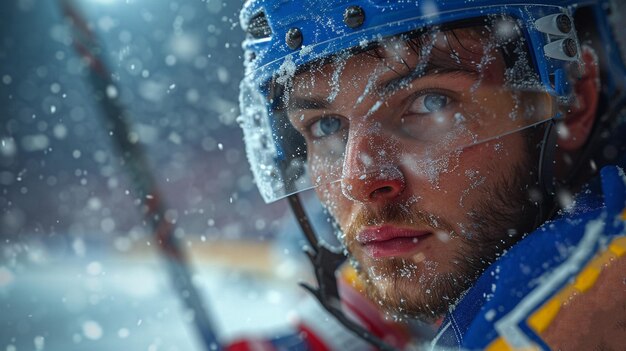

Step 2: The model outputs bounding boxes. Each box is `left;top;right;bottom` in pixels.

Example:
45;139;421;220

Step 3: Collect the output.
535;118;560;228
287;194;401;351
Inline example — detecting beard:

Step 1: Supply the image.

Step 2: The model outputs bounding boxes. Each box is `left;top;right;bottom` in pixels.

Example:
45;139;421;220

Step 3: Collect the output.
340;140;540;322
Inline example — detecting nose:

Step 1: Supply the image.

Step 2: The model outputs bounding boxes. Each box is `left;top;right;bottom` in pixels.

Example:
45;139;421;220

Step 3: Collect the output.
340;130;405;203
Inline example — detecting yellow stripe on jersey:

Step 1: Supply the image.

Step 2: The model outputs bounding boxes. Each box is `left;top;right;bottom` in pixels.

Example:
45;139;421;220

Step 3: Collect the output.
609;236;626;256
485;337;541;351
526;236;625;337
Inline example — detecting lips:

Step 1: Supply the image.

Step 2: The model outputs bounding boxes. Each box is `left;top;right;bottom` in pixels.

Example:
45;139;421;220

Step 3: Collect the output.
356;225;431;259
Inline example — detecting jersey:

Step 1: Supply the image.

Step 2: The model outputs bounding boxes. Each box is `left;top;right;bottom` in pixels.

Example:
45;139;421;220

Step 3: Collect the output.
432;163;626;350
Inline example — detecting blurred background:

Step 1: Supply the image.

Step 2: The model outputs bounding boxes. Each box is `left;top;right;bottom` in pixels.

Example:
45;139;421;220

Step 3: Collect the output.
0;0;321;350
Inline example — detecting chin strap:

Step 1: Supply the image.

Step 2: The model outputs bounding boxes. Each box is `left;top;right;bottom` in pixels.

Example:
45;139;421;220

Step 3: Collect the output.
538;119;558;198
287;194;402;351
536;118;559;227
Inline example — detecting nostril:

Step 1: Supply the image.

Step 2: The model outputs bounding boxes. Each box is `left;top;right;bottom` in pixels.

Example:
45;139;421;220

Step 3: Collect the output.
370;185;395;199
342;167;405;202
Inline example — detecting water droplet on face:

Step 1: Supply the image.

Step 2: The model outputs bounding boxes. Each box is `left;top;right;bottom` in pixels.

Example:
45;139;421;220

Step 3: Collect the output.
412;252;426;262
435;230;450;242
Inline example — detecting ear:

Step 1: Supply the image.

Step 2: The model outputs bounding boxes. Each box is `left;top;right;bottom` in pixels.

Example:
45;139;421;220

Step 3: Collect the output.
557;46;600;151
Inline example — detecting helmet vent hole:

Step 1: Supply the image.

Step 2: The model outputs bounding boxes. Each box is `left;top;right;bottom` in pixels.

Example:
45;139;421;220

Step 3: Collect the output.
556;14;572;34
563;38;577;57
247;12;272;39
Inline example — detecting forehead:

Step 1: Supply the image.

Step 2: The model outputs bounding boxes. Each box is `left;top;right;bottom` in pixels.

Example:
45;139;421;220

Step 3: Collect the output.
289;27;503;96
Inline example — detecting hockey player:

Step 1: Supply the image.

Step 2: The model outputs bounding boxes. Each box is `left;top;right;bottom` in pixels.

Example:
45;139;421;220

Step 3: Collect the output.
236;1;626;349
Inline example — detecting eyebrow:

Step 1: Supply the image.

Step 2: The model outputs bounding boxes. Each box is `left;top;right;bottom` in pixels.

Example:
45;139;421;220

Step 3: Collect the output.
285;95;331;112
284;58;479;114
378;59;479;96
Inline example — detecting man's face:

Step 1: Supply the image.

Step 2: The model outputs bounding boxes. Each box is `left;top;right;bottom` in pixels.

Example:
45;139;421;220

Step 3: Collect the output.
283;28;548;320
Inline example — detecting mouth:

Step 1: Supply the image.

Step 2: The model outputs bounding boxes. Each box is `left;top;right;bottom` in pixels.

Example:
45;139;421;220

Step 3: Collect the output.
356;225;432;259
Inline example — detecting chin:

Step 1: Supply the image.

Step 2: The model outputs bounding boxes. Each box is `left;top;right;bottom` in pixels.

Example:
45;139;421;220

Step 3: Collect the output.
355;255;464;322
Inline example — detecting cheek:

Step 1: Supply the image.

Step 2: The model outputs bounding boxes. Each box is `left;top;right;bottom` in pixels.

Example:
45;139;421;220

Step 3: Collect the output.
447;142;512;189
451;143;505;186
308;144;347;185
400;146;468;192
455;139;526;199
403;140;519;213
314;182;350;223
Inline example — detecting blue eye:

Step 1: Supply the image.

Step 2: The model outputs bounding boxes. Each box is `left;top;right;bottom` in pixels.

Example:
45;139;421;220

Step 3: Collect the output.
310;116;343;138
410;93;451;114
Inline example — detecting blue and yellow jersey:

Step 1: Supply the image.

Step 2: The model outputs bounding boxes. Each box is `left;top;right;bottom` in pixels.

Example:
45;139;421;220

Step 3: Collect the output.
433;164;626;350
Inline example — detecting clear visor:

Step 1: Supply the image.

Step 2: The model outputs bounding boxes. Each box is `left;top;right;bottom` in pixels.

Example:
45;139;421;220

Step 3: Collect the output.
240;18;558;203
